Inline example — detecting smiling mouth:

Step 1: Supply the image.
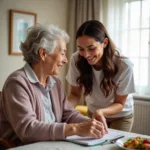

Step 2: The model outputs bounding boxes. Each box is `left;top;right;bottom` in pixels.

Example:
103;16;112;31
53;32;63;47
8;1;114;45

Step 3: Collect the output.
87;56;95;62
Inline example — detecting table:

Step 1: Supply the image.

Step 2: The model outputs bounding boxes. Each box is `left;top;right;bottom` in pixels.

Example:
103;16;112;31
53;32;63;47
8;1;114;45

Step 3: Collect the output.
9;129;150;150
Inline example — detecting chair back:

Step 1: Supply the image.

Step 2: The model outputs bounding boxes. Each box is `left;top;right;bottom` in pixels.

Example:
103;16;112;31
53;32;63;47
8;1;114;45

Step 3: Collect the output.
0;139;16;150
0;91;16;149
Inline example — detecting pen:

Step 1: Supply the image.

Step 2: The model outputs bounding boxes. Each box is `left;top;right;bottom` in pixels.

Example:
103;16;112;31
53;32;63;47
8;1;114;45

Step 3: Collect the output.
101;135;125;145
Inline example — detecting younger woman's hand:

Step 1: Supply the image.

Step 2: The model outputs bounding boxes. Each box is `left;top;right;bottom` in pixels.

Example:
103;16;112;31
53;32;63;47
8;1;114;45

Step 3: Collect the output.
92;110;108;133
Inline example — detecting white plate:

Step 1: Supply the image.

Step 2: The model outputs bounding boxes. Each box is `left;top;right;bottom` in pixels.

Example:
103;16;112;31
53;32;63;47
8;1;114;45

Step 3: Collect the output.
116;137;146;150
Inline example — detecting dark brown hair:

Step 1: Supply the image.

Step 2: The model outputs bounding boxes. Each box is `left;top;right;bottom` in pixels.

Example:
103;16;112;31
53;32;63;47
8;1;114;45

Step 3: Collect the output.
76;20;121;97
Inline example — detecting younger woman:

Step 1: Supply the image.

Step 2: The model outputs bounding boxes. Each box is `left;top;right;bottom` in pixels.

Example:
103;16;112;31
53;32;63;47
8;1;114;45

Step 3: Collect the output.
66;20;135;132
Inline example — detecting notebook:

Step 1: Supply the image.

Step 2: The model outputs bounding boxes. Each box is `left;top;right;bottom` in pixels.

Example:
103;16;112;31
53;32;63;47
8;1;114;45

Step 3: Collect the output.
66;129;124;146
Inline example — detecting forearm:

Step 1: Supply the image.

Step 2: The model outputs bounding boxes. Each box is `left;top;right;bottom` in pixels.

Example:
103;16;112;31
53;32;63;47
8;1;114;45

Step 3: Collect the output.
64;123;78;137
97;103;124;117
64;119;105;138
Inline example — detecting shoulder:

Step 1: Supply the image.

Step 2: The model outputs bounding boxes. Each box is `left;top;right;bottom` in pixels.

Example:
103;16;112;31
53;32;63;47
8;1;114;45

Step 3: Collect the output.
5;68;25;81
120;57;133;71
3;68;28;89
114;56;134;78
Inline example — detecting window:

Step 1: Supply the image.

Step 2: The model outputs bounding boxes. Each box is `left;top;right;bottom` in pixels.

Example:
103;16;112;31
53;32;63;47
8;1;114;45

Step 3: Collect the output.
121;0;150;95
102;0;150;95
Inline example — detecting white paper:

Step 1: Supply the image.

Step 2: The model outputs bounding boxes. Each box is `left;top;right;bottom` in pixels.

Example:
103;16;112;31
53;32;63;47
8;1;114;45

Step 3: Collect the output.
66;129;124;146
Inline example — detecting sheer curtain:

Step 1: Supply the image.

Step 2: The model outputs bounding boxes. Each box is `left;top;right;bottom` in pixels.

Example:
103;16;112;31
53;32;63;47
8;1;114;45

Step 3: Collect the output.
66;0;101;102
101;0;150;96
67;0;101;62
100;0;124;48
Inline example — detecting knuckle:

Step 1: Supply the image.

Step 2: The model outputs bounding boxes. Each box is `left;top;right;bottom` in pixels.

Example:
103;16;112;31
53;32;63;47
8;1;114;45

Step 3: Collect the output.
91;118;95;122
89;129;93;134
91;120;96;126
98;122;103;126
90;126;94;130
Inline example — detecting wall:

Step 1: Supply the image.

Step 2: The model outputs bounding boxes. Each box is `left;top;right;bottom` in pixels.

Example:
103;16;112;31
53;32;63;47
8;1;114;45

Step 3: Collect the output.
0;0;68;90
131;97;150;135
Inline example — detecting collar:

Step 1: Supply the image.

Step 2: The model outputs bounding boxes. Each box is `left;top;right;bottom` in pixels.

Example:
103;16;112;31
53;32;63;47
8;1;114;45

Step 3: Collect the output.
23;63;56;90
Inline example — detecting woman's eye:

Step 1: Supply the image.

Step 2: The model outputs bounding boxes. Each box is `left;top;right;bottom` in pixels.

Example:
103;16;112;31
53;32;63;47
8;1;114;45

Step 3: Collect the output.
89;47;96;51
78;49;84;52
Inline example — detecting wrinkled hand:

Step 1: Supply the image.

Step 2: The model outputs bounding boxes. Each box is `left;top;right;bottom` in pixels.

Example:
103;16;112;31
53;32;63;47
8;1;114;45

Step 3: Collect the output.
92;110;108;133
75;119;105;138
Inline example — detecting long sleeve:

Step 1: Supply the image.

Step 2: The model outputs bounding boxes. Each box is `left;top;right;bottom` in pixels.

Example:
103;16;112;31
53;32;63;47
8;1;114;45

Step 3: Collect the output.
2;75;65;143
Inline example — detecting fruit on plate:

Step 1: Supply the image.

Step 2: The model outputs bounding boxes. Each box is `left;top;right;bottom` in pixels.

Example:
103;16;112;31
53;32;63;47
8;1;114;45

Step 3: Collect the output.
142;143;150;150
143;139;150;144
124;136;150;150
124;137;142;149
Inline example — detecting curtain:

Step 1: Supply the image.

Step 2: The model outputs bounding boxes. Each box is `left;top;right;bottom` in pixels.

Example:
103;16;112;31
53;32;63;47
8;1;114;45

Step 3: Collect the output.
66;0;101;104
100;0;124;49
67;0;101;61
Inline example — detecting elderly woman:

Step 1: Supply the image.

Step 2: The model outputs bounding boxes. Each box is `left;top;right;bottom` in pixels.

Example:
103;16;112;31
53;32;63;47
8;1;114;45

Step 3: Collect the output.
0;24;105;146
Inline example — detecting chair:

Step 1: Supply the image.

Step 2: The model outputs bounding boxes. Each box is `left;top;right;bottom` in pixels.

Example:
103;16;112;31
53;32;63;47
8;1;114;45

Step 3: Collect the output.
75;93;88;116
0;139;16;150
75;105;88;116
0;91;16;150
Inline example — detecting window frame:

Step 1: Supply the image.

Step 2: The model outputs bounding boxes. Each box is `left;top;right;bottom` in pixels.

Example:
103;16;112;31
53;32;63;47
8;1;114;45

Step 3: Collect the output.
120;0;150;95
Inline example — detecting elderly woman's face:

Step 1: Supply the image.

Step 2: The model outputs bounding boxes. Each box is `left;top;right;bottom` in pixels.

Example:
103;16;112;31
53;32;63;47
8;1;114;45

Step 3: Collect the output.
43;39;68;75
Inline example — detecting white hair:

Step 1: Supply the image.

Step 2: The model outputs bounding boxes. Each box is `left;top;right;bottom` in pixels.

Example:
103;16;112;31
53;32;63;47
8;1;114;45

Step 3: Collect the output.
20;24;70;64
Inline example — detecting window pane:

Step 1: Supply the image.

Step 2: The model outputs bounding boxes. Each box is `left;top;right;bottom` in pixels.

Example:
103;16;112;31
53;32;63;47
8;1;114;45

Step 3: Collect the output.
129;30;140;57
139;58;148;86
121;31;128;56
123;2;129;30
130;1;140;29
130;58;139;86
140;29;149;57
142;0;150;28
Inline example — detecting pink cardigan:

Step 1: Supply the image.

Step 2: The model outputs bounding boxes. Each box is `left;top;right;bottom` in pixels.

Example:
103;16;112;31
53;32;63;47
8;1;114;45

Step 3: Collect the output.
0;68;88;145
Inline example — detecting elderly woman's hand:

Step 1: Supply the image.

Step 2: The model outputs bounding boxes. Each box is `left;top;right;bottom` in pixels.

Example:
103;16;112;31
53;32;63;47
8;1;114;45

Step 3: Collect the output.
65;119;105;138
92;110;108;134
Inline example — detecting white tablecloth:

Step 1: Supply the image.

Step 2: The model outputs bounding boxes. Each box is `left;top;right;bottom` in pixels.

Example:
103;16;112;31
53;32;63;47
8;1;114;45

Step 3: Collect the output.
9;129;150;150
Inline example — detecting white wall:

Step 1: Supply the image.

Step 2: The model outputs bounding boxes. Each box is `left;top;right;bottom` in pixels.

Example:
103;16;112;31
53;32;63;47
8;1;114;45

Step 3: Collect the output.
0;0;68;90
